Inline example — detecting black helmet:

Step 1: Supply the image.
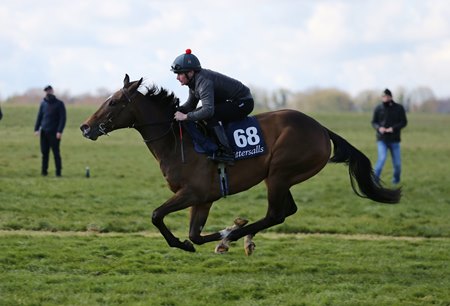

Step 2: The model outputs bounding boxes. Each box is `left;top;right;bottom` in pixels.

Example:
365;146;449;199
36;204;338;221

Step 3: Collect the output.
171;49;202;73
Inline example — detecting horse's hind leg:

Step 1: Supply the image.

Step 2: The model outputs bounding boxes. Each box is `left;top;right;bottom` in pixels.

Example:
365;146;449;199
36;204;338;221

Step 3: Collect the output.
244;234;256;256
285;190;298;217
239;192;297;256
226;181;294;243
215;192;297;255
188;202;223;245
188;203;250;253
214;218;249;254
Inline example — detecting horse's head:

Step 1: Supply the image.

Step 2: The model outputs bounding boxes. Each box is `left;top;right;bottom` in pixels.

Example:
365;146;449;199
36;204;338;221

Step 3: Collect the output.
80;74;143;140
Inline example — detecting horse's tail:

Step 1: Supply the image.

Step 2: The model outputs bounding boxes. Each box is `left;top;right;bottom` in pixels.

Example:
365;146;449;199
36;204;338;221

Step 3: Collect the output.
326;129;401;204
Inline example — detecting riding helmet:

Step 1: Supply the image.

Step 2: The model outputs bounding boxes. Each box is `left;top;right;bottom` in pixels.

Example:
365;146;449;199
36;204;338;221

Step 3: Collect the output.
171;49;202;73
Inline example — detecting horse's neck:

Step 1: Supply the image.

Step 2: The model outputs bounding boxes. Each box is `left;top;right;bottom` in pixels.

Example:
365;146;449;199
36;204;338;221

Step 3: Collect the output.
132;95;185;170
135;121;176;163
135;123;175;157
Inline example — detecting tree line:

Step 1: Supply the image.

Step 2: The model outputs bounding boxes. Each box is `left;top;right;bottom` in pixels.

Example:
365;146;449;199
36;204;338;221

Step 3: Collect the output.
250;85;450;113
2;85;449;113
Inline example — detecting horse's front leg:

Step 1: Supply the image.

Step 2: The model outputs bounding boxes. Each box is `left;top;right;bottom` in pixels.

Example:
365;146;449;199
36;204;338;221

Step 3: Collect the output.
152;191;196;252
188;202;222;245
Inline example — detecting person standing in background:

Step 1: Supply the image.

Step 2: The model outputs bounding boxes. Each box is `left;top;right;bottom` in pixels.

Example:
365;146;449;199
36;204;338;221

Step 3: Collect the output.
34;85;66;177
371;89;407;184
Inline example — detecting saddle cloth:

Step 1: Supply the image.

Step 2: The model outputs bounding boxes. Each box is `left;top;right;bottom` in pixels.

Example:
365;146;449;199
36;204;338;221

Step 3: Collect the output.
183;116;266;160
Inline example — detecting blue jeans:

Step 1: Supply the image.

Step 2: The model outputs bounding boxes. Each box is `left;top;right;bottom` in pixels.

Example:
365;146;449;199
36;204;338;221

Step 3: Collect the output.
374;141;401;184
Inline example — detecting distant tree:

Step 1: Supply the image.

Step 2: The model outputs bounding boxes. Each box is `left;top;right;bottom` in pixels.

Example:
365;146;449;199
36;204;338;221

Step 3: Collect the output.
405;86;437;112
3;87;109;105
436;98;450;113
394;86;407;106
354;89;380;112
419;99;440;112
5;88;42;104
96;87;111;97
289;88;354;112
270;88;291;110
248;85;270;111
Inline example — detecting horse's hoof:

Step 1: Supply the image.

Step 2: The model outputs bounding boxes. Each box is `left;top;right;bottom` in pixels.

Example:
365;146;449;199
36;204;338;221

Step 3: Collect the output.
244;241;256;256
182;240;196;252
234;217;249;227
214;242;229;254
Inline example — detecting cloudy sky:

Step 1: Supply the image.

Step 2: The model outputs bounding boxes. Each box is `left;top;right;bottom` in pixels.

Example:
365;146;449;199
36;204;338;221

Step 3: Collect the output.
1;0;450;101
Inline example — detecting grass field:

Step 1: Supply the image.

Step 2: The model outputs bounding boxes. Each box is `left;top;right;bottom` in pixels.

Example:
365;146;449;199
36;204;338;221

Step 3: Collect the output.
0;104;449;305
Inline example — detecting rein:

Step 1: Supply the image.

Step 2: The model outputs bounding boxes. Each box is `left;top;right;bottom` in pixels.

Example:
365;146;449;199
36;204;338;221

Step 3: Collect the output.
136;121;175;143
121;88;177;144
97;87;179;157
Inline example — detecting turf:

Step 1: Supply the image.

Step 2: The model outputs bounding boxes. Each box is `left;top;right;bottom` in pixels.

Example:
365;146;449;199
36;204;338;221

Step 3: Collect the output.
0;105;449;305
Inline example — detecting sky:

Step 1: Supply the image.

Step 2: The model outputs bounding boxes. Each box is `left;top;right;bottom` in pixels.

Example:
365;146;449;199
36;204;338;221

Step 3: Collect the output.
1;0;450;101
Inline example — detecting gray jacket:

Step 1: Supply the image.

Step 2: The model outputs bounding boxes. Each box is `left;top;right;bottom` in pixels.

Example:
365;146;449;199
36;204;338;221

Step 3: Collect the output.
180;69;252;121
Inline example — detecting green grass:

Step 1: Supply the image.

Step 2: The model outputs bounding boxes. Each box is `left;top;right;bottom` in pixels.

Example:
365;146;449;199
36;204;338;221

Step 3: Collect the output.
0;233;448;306
0;105;448;237
0;105;449;305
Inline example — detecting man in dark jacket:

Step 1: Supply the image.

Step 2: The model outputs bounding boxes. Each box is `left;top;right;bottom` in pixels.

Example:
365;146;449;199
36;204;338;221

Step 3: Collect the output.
34;85;66;177
371;88;407;184
171;49;254;163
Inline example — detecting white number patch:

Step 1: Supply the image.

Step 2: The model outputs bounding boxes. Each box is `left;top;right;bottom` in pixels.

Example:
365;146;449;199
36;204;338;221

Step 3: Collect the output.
233;127;261;148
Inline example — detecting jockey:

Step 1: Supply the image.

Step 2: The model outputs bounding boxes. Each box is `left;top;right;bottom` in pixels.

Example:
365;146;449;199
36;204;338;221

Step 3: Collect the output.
172;49;254;163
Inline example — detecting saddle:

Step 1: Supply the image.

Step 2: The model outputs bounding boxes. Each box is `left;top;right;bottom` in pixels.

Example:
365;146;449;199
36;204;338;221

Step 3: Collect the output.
183;116;266;161
183;117;266;198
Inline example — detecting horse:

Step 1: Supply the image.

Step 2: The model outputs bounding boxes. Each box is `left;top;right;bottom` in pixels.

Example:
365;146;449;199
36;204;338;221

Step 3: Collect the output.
80;74;401;254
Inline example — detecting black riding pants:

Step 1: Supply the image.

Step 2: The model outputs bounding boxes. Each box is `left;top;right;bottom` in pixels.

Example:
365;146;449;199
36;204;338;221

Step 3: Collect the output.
40;130;62;175
207;98;254;126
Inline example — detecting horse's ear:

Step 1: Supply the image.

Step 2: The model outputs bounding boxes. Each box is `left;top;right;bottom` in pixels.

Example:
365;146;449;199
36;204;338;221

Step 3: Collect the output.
123;74;130;87
128;77;143;94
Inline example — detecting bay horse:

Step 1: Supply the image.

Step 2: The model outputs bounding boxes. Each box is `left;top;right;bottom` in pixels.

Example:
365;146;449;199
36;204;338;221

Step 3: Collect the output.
80;75;400;254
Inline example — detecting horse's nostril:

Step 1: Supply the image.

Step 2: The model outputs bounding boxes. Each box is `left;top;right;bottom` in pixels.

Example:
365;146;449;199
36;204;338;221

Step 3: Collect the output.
80;124;90;135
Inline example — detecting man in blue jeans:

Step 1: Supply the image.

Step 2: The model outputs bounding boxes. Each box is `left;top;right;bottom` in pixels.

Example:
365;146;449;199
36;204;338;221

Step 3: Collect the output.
371;89;407;184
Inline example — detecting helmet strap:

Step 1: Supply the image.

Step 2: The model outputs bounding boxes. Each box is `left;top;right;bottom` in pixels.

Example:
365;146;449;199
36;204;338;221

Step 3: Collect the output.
185;71;195;84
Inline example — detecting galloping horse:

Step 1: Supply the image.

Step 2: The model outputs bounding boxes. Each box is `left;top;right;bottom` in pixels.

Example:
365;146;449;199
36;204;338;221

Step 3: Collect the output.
80;75;400;254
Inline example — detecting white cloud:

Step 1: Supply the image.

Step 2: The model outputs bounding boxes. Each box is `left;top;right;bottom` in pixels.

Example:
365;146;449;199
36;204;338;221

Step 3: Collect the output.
1;0;450;100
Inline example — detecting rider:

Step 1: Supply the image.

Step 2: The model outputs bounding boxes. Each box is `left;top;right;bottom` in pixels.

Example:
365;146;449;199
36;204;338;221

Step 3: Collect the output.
172;49;254;163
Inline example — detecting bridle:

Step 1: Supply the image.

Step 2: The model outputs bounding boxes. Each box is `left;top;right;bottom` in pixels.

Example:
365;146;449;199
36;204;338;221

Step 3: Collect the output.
97;88;133;136
98;88;175;143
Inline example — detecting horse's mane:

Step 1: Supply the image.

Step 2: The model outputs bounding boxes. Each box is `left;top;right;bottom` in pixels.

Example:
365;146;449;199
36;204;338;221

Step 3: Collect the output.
144;84;178;111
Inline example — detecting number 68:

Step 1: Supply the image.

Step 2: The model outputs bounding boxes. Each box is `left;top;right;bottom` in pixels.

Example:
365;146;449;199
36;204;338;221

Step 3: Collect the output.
233;127;260;148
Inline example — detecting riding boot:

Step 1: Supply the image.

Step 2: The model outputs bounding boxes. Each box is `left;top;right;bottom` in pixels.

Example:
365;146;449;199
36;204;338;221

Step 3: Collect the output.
209;125;235;164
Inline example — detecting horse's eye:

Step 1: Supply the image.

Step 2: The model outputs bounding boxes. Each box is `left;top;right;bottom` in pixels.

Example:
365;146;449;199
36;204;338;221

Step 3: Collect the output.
108;99;117;106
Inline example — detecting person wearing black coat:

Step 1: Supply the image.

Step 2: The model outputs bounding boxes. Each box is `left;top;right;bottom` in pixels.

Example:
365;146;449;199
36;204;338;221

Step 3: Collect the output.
371;89;407;184
34;85;66;177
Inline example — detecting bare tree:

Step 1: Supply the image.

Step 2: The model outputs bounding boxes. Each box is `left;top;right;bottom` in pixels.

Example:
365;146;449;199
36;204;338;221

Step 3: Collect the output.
406;86;437;111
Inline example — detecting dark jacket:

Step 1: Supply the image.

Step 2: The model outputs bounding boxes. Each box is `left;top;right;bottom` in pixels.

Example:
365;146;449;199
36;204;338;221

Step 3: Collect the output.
0;104;3;120
180;69;252;121
371;101;407;142
34;94;66;133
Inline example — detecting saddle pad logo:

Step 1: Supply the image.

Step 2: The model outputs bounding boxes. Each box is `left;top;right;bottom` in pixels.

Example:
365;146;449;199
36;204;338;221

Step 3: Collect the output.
226;117;266;160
